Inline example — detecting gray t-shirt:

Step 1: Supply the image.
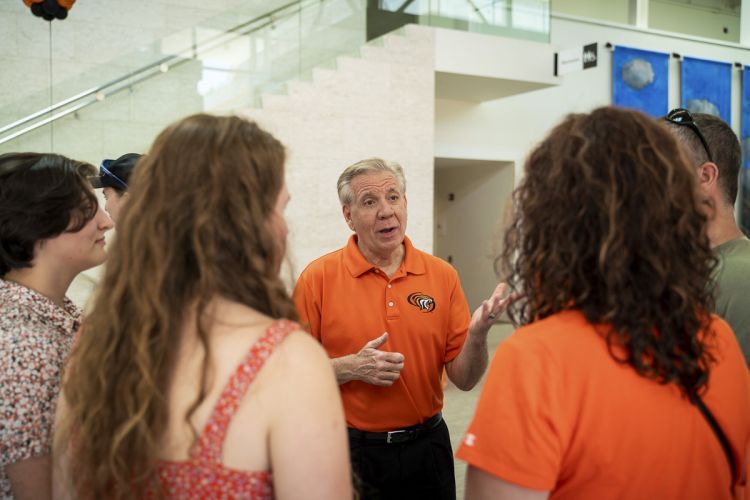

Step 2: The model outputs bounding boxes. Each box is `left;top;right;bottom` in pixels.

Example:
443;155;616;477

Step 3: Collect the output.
714;236;750;365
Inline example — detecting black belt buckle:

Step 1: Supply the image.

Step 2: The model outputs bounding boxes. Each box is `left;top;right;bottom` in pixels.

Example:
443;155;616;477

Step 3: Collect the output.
386;429;412;444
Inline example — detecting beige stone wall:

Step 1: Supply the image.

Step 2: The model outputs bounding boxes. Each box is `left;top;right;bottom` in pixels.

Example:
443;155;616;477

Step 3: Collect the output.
244;25;436;280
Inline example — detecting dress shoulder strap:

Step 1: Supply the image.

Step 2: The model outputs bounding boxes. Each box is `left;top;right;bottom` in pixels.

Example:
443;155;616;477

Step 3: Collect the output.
191;319;298;464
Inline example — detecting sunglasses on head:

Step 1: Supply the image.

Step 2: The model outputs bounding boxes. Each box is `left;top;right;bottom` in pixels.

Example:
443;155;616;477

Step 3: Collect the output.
664;108;713;163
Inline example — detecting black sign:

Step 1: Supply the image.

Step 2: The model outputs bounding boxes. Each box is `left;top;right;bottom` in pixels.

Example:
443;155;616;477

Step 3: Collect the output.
583;43;598;69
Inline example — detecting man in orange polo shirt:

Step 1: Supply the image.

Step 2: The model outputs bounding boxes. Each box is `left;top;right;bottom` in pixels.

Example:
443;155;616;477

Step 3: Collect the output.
293;158;509;499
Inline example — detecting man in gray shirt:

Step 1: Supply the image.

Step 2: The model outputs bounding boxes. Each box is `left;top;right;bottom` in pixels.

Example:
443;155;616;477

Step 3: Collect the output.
665;109;750;364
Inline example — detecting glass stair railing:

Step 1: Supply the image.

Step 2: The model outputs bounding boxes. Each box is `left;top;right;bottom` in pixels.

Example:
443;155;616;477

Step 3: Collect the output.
0;0;550;162
0;0;369;160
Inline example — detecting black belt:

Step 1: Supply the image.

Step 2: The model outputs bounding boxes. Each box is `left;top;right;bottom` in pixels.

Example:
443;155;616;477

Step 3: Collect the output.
347;413;443;444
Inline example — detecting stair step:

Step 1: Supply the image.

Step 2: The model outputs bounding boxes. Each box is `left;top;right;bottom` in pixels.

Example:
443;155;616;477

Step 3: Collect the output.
261;92;288;109
286;79;314;97
382;32;414;51
311;67;339;84
335;55;381;73
254;24;425;111
359;44;387;60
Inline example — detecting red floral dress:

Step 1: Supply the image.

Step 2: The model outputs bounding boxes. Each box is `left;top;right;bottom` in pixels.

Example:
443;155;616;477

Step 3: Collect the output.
154;320;295;499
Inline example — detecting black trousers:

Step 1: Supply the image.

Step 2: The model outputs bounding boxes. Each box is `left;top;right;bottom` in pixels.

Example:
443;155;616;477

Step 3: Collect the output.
348;419;456;500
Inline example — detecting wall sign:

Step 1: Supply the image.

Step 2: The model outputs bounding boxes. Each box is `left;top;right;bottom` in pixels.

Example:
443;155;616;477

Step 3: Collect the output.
555;43;598;76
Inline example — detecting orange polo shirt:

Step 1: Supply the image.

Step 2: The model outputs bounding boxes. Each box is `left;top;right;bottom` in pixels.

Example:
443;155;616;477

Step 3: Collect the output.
293;235;470;431
457;310;750;499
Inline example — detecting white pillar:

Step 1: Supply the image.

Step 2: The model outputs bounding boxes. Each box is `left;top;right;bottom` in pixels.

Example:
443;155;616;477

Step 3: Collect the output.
741;0;750;45
629;0;649;29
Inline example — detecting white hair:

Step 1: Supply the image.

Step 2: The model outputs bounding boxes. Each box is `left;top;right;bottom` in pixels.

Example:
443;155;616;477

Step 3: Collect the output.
336;158;406;205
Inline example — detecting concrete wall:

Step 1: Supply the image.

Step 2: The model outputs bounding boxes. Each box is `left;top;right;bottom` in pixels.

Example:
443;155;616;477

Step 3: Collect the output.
551;0;741;42
650;0;741;42
552;0;631;24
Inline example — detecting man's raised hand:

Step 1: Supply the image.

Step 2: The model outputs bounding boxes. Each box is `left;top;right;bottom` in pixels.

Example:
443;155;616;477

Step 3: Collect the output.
354;332;405;387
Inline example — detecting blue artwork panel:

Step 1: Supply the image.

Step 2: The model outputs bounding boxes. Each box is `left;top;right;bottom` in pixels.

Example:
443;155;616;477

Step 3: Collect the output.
613;46;668;117
681;57;731;124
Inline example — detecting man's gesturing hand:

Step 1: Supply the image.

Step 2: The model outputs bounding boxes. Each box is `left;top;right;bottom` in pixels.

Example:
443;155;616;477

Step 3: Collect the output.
353;332;405;386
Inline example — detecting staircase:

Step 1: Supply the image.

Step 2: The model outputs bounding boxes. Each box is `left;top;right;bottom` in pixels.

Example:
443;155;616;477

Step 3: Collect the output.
52;20;438;306
244;25;437;277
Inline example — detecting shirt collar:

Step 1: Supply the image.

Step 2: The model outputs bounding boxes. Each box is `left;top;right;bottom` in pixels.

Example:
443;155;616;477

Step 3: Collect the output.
0;278;81;334
343;234;426;278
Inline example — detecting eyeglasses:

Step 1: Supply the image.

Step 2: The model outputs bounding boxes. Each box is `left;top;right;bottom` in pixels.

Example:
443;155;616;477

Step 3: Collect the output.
664;108;713;163
99;160;128;190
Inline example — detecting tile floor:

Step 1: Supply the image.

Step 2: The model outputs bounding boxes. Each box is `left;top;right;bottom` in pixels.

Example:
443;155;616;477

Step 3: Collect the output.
443;323;515;498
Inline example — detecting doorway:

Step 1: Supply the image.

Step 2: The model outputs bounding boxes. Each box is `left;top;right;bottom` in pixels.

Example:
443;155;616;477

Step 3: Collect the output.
433;157;514;311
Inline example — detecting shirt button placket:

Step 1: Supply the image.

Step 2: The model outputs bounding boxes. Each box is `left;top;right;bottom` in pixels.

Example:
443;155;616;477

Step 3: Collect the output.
386;280;399;319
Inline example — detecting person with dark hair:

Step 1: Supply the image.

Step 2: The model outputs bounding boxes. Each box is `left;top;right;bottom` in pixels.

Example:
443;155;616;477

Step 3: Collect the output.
294;158;509;499
89;153;142;223
456;107;750;499
53;114;351;499
664;109;750;365
0;152;113;499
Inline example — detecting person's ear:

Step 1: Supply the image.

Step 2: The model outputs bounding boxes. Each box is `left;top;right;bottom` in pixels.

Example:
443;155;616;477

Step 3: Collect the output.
342;204;355;231
698;161;719;188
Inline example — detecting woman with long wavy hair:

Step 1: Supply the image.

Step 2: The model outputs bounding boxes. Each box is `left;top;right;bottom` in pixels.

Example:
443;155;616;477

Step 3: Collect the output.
53;114;351;499
456;107;750;499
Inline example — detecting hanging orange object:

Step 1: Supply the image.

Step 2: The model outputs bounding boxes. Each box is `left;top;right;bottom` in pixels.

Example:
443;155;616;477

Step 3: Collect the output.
23;0;75;21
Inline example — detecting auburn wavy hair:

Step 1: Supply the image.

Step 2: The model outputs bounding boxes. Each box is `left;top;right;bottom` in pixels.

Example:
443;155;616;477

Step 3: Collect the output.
499;106;717;397
56;114;297;498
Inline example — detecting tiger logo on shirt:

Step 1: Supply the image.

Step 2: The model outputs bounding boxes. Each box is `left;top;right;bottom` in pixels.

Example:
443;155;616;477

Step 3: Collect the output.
407;292;436;313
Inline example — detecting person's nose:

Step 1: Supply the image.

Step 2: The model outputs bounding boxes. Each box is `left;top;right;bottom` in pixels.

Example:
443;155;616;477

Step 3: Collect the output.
97;205;114;231
377;199;395;219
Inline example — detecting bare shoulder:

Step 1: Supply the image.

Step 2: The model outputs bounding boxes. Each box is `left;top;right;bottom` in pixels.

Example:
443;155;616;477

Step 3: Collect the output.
277;328;327;353
253;328;342;430
264;329;334;380
260;331;350;499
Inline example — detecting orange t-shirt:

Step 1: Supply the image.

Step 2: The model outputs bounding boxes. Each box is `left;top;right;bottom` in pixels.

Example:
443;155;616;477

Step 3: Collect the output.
293;235;470;431
456;310;750;499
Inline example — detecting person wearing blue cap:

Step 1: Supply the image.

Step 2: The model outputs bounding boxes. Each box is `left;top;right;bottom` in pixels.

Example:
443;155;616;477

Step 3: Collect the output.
90;153;141;223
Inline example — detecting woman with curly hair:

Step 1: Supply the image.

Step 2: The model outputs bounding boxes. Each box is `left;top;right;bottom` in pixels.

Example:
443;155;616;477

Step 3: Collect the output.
0;153;113;499
456;107;750;499
53;114;351;499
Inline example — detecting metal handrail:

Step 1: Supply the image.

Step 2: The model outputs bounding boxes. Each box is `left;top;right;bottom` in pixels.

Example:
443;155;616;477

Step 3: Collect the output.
0;0;306;144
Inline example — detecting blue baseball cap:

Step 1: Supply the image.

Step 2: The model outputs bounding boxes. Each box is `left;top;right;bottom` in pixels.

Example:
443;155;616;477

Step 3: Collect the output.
89;153;141;190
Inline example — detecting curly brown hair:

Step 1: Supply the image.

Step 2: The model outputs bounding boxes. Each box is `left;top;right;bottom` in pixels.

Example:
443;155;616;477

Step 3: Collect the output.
499;106;717;397
56;114;297;498
0;153;98;274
